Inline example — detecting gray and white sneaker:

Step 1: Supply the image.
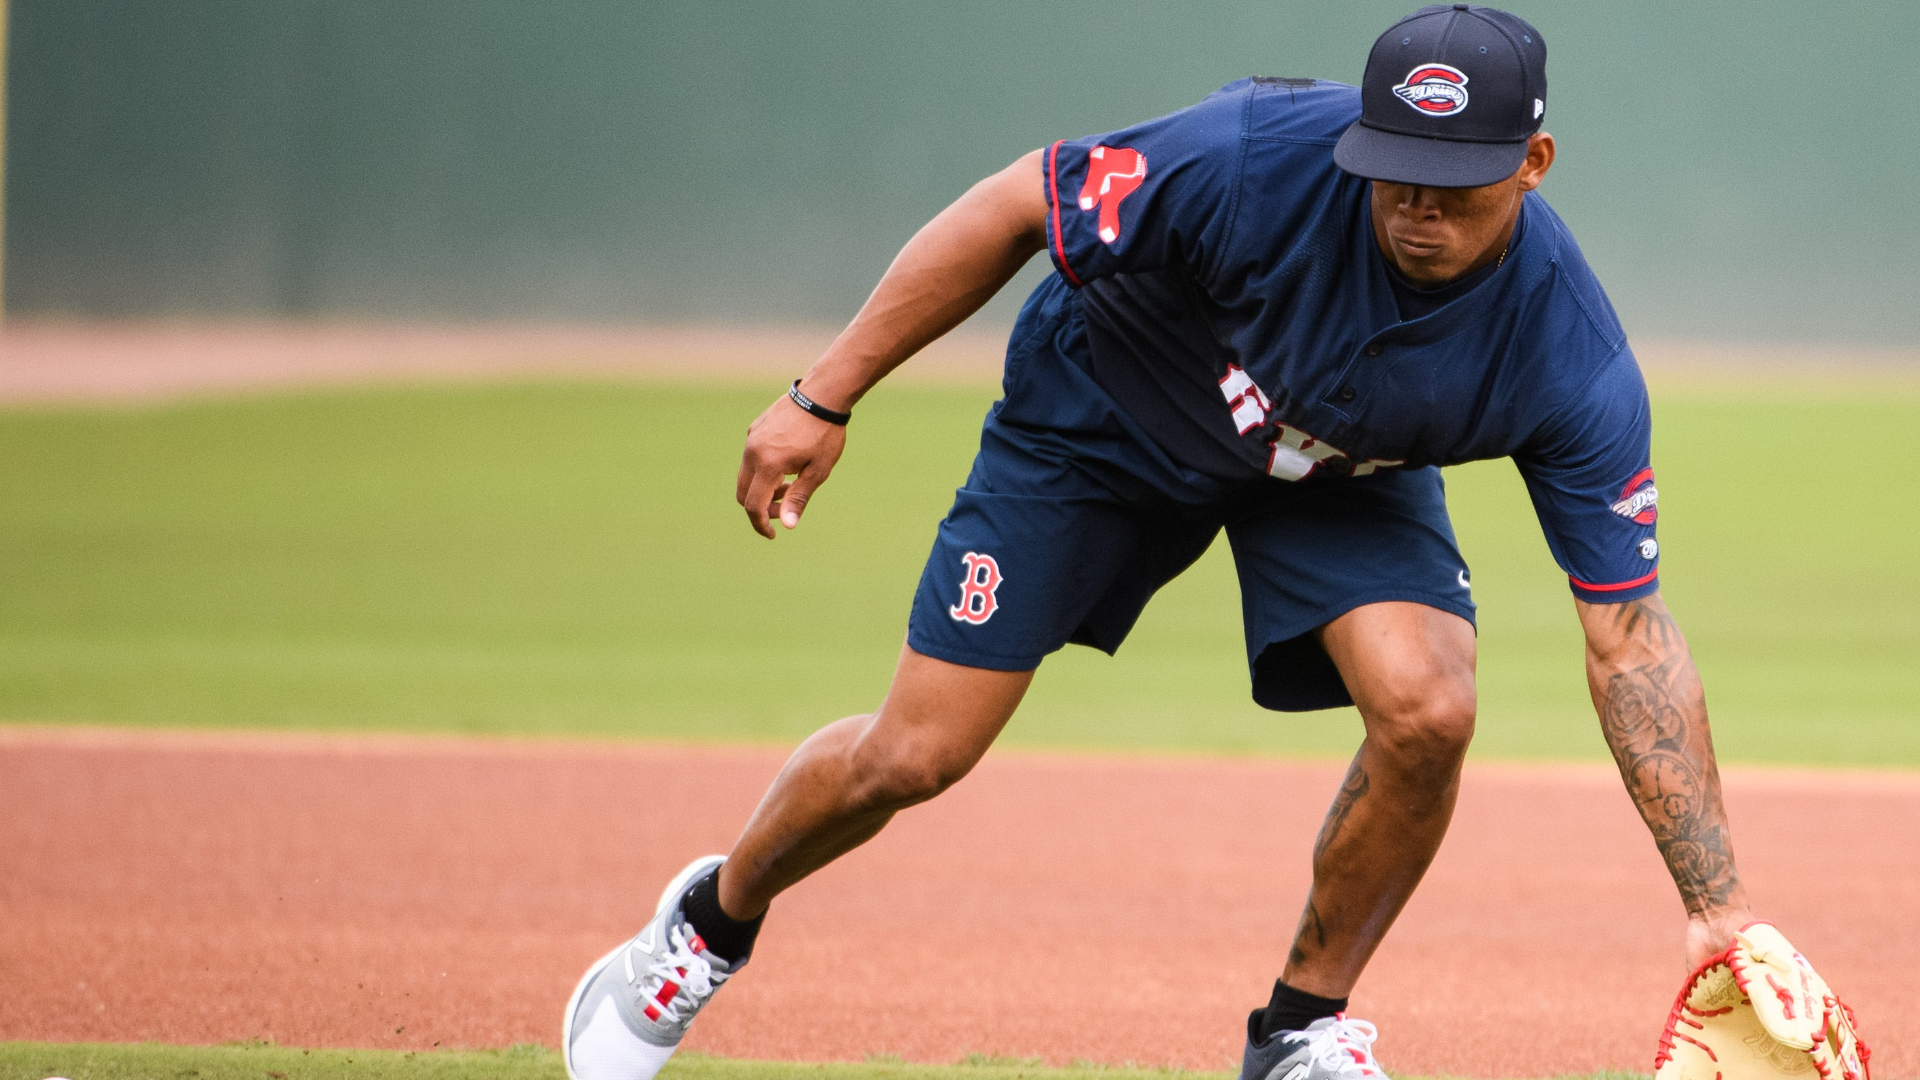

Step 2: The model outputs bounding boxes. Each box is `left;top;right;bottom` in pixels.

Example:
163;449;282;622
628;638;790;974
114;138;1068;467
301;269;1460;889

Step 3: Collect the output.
1240;1014;1389;1080
563;854;736;1080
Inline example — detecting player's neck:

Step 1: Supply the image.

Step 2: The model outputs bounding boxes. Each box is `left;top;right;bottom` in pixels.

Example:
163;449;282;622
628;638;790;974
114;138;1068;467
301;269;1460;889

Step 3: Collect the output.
1463;204;1521;280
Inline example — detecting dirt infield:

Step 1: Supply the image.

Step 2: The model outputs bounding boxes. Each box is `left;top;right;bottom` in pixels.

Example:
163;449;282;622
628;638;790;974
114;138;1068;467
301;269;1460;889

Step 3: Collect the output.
1;728;1911;1077
4;322;1919;404
0;323;1007;403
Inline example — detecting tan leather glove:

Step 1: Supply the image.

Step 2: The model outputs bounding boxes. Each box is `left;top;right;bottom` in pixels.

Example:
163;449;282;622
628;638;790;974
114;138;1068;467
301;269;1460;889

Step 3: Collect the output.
1655;922;1870;1080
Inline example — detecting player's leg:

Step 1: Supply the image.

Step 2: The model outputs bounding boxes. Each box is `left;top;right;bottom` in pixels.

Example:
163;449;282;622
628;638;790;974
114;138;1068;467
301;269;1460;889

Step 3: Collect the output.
1225;466;1476;1078
716;642;1030;919
564;637;1045;1080
1279;600;1475;997
1239;602;1473;1080
568;455;1161;1075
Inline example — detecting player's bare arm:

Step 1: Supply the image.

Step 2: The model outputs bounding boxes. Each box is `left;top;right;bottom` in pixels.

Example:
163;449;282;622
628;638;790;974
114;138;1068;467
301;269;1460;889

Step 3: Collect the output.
1576;592;1754;967
735;149;1049;538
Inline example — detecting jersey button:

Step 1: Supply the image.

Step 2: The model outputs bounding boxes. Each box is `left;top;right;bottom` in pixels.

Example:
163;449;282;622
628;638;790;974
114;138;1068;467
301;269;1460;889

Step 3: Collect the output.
1337;386;1357;403
1364;343;1384;357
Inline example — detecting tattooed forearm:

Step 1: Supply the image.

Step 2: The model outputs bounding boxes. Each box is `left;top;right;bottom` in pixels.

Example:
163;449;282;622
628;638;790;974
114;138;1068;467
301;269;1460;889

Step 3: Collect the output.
1583;595;1743;916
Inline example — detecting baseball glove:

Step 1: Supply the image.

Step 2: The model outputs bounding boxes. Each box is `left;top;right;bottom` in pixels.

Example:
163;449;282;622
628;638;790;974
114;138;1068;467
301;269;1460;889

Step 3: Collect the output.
1655;922;1871;1080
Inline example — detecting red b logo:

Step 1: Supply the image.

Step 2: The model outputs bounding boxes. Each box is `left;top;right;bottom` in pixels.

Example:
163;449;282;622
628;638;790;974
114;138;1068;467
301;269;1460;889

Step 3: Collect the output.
1076;145;1147;245
949;552;1003;625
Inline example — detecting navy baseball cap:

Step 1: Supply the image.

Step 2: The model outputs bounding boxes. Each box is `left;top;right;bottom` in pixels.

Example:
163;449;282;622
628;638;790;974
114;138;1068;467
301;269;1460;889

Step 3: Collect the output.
1334;4;1548;188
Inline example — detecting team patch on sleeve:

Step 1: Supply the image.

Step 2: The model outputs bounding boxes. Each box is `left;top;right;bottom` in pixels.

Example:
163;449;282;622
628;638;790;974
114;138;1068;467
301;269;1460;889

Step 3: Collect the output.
1610;468;1658;524
1569;468;1661;597
1076;145;1147;245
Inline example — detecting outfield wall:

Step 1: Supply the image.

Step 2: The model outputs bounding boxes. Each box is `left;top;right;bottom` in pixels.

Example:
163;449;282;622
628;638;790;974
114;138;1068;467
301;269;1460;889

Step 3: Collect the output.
6;1;1919;344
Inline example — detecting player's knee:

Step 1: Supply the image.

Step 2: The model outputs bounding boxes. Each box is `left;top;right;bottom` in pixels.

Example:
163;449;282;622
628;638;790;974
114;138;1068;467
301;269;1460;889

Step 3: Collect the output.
845;728;975;812
1368;677;1476;774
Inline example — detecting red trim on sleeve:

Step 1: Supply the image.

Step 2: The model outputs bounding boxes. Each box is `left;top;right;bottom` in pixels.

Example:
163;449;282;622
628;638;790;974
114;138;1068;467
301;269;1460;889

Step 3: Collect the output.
1570;567;1659;593
1046;140;1085;288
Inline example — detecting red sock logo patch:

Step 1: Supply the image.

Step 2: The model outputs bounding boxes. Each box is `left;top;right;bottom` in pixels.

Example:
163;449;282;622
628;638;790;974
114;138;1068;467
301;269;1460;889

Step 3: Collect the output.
1077;146;1146;245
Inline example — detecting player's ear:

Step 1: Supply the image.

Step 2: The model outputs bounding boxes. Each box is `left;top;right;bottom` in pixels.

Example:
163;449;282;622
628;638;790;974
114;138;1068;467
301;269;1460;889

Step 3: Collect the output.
1516;133;1555;192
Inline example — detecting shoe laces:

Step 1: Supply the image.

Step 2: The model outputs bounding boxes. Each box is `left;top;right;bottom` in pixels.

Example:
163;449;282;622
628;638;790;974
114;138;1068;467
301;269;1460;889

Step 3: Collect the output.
632;921;728;1026
1285;1016;1384;1077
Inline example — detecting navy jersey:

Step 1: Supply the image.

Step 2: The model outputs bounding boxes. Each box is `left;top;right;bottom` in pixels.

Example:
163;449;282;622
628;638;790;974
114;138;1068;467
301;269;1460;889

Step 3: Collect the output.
1041;77;1660;602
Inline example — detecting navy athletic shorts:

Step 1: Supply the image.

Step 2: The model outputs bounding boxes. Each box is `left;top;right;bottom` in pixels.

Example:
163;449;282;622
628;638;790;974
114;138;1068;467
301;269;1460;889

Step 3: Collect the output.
905;282;1475;712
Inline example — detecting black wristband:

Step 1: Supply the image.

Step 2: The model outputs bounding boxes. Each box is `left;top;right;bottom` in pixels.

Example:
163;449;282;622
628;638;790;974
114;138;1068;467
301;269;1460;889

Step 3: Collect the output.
787;379;852;426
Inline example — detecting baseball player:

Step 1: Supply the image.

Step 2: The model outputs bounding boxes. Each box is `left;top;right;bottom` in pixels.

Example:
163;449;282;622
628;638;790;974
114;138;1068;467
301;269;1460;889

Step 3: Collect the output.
564;7;1867;1079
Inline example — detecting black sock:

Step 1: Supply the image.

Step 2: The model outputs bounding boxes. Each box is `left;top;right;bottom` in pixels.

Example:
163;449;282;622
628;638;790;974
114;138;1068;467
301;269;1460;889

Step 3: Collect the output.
677;867;764;965
1251;979;1348;1043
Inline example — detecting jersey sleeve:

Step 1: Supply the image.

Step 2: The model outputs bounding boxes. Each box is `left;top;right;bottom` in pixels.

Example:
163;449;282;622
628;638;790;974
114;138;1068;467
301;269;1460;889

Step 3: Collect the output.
1514;348;1663;604
1043;84;1246;288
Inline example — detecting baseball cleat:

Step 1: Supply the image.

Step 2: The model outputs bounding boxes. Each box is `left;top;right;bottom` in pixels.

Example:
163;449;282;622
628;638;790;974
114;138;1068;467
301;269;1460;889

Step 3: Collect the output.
1240;1014;1390;1080
563;854;736;1080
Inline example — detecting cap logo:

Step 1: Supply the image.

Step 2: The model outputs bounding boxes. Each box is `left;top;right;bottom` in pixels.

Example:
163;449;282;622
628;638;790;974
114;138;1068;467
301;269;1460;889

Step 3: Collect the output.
1392;64;1470;116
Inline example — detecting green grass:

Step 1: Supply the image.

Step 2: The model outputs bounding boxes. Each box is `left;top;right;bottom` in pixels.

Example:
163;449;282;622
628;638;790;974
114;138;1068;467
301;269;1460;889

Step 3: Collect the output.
0;1043;1641;1080
0;1043;1217;1079
0;378;1915;765
0;1042;563;1080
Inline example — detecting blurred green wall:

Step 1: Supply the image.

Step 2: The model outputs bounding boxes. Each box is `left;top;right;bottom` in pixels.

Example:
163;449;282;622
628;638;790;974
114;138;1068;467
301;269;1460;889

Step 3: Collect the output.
6;1;1917;343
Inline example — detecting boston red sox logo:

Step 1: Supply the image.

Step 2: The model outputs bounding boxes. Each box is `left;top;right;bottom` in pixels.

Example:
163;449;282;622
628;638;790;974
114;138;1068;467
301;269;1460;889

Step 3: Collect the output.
1611;468;1659;524
1077;145;1147;245
1392;64;1470;116
949;551;1003;625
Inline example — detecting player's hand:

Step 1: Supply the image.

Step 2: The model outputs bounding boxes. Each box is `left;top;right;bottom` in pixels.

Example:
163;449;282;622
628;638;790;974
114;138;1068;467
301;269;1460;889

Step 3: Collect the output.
736;387;848;539
1684;906;1754;972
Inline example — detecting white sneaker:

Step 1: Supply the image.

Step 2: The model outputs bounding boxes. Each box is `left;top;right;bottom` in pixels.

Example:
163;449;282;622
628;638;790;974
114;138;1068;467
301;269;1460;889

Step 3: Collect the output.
1240;1014;1391;1080
563;855;737;1080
